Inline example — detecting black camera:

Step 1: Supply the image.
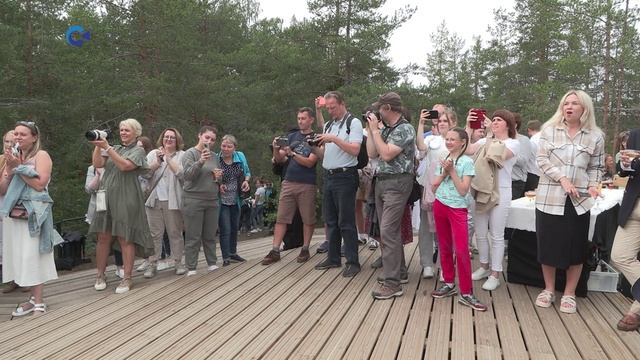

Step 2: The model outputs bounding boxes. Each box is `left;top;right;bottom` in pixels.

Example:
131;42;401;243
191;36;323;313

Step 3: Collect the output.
306;134;322;147
85;129;109;141
422;109;439;120
362;111;382;122
275;136;289;147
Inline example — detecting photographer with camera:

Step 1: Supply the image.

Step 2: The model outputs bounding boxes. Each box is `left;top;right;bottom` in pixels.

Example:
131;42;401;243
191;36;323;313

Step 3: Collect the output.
312;91;363;278
88;119;154;294
365;92;416;299
261;107;318;265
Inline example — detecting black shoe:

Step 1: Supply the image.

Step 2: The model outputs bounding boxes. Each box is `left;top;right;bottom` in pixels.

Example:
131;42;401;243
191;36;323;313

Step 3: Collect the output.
316;241;329;254
229;254;245;263
315;259;340;270
342;264;360;278
222;259;231;267
370;256;383;269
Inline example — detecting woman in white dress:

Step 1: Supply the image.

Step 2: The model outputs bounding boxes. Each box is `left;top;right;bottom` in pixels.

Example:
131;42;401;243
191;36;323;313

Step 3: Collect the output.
0;121;62;316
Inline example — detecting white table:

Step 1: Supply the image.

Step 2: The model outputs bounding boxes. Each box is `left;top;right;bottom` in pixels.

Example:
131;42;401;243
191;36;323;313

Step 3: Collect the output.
506;188;624;241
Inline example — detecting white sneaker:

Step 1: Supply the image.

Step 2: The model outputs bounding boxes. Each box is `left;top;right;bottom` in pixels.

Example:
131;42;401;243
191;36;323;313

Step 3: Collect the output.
471;267;491;281
186;270;197;276
136;260;149;272
422;266;434;279
115;267;124;279
250;229;260;233
482;275;500;291
94;276;107;291
175;264;187;275
157;260;174;271
143;264;157;278
207;265;219;272
367;239;379;250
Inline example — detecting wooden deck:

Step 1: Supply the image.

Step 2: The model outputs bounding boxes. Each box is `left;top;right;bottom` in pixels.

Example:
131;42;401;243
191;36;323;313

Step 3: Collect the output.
1;233;639;359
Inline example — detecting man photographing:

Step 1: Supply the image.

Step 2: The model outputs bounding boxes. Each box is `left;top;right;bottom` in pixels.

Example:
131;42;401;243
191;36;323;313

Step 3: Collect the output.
262;107;318;265
312;91;363;277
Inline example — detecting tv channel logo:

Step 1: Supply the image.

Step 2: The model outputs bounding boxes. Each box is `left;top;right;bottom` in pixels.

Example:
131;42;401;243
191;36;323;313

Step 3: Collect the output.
65;25;91;47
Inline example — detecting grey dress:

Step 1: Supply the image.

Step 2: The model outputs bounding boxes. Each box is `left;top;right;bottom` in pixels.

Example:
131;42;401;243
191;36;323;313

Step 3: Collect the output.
89;144;154;258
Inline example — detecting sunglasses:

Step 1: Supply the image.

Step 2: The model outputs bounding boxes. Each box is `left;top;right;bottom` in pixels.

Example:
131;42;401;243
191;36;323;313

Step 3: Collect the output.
16;121;39;135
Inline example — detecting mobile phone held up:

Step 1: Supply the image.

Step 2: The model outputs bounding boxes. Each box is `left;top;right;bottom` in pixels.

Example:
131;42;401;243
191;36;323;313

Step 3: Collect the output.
316;96;326;106
421;109;439;120
275;136;289;148
470;108;487;129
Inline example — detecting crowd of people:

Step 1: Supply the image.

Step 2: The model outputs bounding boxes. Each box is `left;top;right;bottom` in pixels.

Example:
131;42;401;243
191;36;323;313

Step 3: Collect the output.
1;89;639;332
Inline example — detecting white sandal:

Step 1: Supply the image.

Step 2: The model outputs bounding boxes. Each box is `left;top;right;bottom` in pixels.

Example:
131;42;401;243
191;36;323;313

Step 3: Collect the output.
11;296;36;317
32;303;47;316
560;295;577;314
535;290;555;308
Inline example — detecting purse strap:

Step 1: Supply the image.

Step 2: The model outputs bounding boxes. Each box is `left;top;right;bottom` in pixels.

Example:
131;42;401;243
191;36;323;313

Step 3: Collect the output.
146;164;168;201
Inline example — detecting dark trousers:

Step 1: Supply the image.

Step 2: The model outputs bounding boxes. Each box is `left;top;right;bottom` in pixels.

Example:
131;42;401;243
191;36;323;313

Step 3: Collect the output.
220;204;240;260
323;169;360;266
525;173;540;192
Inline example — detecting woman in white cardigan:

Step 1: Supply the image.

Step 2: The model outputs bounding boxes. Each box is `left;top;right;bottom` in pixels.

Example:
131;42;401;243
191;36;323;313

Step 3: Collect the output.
143;128;186;277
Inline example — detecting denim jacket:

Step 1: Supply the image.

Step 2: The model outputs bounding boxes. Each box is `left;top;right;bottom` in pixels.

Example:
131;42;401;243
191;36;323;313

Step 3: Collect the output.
0;165;64;253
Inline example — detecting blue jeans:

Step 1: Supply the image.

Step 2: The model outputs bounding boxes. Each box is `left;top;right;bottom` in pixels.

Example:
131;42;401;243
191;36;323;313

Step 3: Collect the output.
323;169;360;266
251;205;264;229
219;204;240;260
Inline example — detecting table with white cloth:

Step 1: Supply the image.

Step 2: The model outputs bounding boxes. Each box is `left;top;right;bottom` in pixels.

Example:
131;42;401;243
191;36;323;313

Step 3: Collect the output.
506;189;624;296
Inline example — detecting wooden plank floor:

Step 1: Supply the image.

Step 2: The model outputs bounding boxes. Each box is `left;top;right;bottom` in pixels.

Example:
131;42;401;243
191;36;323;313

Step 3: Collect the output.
1;232;639;359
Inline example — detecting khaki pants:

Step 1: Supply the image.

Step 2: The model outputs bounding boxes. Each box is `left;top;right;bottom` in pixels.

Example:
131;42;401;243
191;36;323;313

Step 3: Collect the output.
611;200;640;315
146;201;184;265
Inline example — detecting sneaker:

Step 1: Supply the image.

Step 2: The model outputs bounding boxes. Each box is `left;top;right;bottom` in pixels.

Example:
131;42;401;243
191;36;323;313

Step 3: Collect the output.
94;275;107;291
297;249;310;263
175;264;187;275
482;275;500;291
368;239;379;250
432;283;458;298
358;234;367;245
143;264;157;278
229;254;246;263
458;294;487;311
471;267;491;281
316;241;329;254
115;279;132;294
262;250;281;265
342;264;360;278
115;267;124;279
377;274;409;284
370;256;383;269
136;260;149;272
157;260;173;271
371;284;403;300
186;270;197;276
422;266;434;279
208;264;219;272
315;259;341;270
250;228;260;233
222;260;231;267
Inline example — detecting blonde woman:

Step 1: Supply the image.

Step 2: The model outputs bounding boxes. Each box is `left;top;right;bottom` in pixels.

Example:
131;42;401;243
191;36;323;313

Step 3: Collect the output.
0;122;62;316
534;90;604;313
89;118;153;294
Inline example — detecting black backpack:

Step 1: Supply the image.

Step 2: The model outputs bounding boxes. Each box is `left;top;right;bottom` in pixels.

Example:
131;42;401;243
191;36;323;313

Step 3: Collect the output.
324;113;368;169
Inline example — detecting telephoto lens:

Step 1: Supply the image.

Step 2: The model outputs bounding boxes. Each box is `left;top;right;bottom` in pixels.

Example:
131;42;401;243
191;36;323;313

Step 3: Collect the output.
85;130;108;141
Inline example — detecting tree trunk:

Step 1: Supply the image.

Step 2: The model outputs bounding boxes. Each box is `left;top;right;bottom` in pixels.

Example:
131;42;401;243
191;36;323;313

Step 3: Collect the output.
25;0;34;119
614;0;630;143
602;1;612;143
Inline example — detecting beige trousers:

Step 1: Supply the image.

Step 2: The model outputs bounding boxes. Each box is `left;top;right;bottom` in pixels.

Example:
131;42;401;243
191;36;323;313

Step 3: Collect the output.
145;201;185;265
611;199;640;315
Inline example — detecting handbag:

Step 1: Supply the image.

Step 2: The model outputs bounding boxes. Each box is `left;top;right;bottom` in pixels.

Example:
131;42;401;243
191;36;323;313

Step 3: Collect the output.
9;204;28;220
407;179;422;204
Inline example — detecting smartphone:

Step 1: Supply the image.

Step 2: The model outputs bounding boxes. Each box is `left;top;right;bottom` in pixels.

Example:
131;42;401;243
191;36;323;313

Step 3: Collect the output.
470;108;486;129
316;96;326;106
203;143;209;150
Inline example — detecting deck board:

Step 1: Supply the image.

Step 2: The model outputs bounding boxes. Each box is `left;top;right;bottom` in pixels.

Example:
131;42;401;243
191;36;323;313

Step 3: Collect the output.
0;232;637;359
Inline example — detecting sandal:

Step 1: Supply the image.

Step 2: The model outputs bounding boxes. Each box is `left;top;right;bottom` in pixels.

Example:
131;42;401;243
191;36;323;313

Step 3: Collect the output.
32;303;47;316
617;313;640;331
11;296;36;317
535;290;555;308
560;295;577;314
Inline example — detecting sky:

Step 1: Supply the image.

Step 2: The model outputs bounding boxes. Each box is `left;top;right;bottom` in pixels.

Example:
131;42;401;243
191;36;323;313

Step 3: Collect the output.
257;0;517;85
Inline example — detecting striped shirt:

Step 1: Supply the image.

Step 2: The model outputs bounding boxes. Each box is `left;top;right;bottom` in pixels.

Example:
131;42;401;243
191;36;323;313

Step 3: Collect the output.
535;122;604;215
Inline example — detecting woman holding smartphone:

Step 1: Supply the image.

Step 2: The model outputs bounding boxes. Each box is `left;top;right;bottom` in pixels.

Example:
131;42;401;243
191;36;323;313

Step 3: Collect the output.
181;125;222;276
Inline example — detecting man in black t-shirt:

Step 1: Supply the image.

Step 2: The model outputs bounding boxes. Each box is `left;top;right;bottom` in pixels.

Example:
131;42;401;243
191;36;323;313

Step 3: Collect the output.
262;107;319;265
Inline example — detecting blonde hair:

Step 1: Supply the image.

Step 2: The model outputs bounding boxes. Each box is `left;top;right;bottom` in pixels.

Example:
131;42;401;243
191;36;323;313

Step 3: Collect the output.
120;118;143;137
221;134;238;148
544;90;600;132
14;122;41;161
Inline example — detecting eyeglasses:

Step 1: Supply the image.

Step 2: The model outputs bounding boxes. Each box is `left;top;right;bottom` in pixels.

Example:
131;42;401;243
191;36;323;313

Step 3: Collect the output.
16;121;39;134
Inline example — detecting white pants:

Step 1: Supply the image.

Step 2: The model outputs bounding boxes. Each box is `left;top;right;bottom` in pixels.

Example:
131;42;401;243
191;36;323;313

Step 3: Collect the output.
474;188;512;272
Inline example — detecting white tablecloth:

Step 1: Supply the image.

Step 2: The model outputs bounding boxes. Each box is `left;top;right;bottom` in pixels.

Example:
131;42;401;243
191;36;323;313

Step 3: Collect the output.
506;188;624;240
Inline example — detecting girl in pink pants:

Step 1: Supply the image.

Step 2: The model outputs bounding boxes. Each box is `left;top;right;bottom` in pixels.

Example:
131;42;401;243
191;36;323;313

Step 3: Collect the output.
430;128;487;311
